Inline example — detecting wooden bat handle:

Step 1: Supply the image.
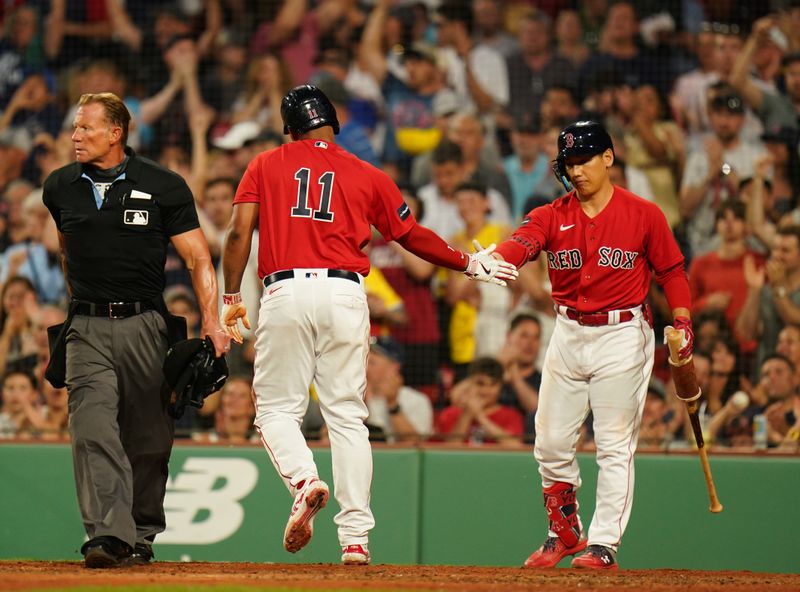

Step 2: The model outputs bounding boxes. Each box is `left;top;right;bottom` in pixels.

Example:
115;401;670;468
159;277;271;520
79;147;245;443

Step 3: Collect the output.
698;447;724;513
667;329;723;513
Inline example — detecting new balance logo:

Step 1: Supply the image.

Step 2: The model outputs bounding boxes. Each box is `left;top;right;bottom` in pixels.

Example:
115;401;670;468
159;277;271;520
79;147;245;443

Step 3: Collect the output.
161;457;258;544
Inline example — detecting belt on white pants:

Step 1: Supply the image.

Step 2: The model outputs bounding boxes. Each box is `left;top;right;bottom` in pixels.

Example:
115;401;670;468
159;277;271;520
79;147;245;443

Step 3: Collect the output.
556;304;642;326
262;268;362;288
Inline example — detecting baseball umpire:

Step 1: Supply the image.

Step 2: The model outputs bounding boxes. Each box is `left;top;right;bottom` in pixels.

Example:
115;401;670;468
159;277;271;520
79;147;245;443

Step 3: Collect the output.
487;121;693;569
221;84;516;565
42;92;230;568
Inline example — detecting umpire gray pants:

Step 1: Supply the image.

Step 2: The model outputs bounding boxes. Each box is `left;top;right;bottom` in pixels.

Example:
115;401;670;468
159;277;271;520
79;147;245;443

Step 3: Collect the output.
66;311;172;549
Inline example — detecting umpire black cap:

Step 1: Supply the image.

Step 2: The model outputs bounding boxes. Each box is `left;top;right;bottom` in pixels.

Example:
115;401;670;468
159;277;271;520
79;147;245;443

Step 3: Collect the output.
281;84;340;136
552;120;614;190
163;336;229;419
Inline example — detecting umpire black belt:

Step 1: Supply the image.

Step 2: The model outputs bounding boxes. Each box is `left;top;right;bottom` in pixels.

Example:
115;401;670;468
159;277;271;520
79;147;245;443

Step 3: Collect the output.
72;300;156;319
262;269;361;288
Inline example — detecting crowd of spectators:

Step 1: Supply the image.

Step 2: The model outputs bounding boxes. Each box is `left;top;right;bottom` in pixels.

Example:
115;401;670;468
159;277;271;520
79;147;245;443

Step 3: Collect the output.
1;0;800;453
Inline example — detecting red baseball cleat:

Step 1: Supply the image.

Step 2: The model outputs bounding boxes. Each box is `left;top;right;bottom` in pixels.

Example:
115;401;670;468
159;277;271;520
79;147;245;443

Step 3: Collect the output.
571;544;619;570
283;478;329;553
341;544;370;565
524;536;587;568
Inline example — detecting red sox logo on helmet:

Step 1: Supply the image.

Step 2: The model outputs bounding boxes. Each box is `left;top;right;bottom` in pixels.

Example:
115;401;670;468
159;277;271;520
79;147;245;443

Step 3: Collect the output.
565;133;575;148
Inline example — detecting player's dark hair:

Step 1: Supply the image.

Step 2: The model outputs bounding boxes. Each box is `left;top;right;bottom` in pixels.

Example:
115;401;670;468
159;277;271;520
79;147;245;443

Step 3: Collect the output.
714;200;746;223
509;312;541;333
454;180;488;197
431;140;463;166
467;357;504;382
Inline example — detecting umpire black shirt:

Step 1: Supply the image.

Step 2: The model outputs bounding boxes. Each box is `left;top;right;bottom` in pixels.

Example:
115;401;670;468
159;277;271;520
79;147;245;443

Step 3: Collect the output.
42;147;199;302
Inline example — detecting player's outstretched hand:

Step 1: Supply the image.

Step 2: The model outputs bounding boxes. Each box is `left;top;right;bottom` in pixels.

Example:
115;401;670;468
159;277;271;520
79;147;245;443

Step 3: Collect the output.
464;240;519;287
221;293;251;344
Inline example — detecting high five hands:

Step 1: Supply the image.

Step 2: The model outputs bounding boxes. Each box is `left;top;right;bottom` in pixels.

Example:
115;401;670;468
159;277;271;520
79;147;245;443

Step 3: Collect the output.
464;240;519;287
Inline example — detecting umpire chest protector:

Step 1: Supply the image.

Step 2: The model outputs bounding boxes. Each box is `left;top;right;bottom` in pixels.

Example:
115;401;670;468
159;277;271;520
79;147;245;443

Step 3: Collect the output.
42;148;199;302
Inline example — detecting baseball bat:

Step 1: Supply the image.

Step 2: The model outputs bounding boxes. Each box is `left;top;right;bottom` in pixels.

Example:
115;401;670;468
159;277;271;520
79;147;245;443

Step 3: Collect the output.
666;329;724;514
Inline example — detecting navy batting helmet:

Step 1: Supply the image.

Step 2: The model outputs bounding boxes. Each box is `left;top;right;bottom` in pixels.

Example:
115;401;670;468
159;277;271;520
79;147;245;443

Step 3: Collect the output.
281;84;340;136
163;336;229;419
552;120;614;190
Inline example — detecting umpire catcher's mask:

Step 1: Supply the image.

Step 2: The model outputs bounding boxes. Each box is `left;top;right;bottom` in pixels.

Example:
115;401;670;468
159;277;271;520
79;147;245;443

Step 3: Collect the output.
163;336;229;419
552;120;615;191
281;84;340;136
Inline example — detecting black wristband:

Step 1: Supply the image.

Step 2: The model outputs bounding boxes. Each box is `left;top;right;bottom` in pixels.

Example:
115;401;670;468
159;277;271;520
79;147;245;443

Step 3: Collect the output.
388;404;401;415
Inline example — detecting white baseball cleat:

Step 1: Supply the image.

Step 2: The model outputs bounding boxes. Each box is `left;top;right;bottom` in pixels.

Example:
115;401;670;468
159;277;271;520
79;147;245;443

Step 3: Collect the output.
341;543;370;565
283;478;329;553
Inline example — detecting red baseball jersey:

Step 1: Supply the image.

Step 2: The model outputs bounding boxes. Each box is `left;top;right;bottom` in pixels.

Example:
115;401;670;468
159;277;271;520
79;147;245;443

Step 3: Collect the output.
234;139;415;277
497;186;685;312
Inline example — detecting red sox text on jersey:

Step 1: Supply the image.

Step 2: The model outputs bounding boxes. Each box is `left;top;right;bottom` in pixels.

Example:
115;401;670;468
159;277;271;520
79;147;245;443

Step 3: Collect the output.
547;248;638;270
497;186;684;313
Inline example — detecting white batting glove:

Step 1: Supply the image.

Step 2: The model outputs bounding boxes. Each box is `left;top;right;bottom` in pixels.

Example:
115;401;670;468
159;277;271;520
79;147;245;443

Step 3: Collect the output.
221;292;251;344
464;240;519;287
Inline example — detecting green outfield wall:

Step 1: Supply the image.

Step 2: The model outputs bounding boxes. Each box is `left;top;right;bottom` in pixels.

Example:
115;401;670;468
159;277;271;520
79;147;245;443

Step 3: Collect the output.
0;443;797;572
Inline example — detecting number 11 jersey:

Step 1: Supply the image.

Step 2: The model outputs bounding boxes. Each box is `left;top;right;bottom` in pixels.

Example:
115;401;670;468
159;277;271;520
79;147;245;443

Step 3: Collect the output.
234;139;416;278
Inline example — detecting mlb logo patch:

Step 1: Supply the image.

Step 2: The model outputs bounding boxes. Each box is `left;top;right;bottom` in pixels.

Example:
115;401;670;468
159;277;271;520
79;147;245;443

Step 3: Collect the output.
314;141;328;149
124;210;149;226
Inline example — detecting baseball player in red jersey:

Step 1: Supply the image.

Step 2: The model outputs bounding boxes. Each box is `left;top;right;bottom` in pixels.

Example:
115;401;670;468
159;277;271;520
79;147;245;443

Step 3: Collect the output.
220;85;517;565
489;121;694;570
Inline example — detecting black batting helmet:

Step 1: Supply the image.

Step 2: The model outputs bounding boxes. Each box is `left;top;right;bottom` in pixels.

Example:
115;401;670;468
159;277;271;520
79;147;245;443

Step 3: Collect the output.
552;120;614;190
281;84;340;136
163;336;229;419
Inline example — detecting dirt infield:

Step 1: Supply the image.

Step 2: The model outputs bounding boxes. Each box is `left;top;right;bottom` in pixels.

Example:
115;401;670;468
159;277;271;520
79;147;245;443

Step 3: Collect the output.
1;561;798;592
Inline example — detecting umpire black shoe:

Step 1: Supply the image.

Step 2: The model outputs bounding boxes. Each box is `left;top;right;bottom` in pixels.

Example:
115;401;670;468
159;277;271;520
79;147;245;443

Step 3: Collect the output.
124;543;155;566
81;536;132;569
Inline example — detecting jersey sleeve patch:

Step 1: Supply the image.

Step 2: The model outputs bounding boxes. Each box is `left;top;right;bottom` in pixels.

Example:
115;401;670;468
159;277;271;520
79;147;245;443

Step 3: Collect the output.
397;202;411;221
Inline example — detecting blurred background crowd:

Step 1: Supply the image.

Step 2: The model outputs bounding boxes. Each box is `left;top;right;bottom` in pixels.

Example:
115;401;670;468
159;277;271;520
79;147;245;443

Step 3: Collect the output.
0;0;799;453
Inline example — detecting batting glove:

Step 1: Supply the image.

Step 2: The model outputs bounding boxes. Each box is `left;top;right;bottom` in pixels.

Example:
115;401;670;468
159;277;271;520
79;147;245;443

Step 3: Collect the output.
664;316;694;359
221;292;251;344
464;240;519;287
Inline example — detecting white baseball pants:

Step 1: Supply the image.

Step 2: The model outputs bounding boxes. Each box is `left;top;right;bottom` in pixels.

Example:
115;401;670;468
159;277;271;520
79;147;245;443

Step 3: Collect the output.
534;307;654;551
252;269;374;546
